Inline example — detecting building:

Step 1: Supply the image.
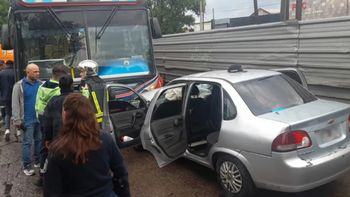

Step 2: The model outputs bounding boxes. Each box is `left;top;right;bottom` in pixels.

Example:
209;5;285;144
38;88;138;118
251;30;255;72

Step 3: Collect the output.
289;0;350;20
214;8;281;29
193;21;212;31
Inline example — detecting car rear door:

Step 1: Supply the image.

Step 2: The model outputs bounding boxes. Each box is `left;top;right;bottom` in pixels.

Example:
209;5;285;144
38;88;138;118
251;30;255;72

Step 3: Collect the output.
141;83;188;168
271;68;309;90
102;84;148;150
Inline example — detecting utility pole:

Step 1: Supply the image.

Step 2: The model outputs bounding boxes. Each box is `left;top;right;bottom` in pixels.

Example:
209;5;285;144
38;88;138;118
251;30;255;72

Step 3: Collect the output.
212;8;215;29
200;1;204;31
296;0;302;20
280;0;289;21
253;0;259;24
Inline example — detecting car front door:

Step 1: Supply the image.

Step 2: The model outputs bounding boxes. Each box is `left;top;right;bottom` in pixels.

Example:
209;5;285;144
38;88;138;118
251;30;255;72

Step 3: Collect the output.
140;83;188;168
271;68;309;90
102;84;148;150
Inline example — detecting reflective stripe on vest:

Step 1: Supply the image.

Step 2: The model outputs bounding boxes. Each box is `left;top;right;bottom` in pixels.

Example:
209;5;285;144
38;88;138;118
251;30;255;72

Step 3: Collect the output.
91;91;104;120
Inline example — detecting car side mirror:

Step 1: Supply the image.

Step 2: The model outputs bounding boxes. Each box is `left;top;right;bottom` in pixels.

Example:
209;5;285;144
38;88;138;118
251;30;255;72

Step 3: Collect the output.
1;24;15;50
151;18;162;39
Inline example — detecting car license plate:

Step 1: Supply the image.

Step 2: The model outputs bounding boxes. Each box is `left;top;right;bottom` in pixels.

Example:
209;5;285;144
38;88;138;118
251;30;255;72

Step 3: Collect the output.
321;128;341;143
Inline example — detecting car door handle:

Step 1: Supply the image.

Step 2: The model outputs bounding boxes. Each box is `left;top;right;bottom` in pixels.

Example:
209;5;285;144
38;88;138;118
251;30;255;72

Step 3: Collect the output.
174;118;183;127
133;112;143;118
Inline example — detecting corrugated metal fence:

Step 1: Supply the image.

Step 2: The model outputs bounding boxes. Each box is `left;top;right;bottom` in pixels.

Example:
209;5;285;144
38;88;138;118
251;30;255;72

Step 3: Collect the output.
153;16;350;103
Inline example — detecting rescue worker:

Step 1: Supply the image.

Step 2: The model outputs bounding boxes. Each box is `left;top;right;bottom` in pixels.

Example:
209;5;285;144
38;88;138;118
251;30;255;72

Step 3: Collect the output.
77;60;105;124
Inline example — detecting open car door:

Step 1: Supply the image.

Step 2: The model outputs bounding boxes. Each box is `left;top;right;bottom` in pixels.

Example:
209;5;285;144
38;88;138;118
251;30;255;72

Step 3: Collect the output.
271;68;309;90
102;84;148;150
141;83;188;168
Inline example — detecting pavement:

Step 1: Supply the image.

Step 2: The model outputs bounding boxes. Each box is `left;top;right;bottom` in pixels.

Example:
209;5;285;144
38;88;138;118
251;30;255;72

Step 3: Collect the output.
1;126;350;197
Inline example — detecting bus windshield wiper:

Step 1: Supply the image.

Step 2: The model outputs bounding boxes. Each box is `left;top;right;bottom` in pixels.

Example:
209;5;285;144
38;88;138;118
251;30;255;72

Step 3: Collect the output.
46;7;73;40
96;6;119;40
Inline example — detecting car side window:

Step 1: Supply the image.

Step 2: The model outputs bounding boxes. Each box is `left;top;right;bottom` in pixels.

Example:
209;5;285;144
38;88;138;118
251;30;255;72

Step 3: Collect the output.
152;86;185;121
279;71;302;85
107;86;146;114
223;89;237;120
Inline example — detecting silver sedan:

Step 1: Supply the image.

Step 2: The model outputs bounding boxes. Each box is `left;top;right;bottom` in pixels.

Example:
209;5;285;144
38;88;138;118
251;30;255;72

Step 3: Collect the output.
102;65;350;197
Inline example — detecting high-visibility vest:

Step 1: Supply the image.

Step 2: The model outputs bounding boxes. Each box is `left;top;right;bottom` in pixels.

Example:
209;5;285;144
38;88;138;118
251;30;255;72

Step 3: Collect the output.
86;76;105;123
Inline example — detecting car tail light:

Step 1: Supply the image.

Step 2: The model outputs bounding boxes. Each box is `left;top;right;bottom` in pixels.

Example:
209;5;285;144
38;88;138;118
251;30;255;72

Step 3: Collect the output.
348;115;350;132
155;75;163;89
272;131;312;152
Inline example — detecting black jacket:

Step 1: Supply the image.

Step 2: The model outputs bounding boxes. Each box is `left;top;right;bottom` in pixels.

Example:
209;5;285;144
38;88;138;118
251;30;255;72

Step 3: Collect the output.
43;90;73;142
0;66;15;103
85;75;105;118
43;131;130;197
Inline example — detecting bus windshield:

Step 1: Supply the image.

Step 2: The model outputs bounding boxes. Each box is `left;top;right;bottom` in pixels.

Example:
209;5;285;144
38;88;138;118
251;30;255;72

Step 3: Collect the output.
16;9;154;80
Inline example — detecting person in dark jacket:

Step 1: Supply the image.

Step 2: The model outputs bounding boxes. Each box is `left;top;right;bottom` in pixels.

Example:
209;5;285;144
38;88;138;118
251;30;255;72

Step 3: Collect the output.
35;75;89;187
77;60;105;124
0;60;15;140
0;60;6;126
43;75;88;144
43;93;130;197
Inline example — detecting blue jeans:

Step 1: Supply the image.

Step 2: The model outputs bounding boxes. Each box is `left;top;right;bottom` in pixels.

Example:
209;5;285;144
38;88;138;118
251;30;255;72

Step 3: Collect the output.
1;106;5;119
4;102;11;130
22;119;42;166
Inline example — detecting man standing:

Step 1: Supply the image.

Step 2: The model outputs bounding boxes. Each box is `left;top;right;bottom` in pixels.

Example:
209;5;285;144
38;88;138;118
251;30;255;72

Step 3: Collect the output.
77;60;105;124
35;64;70;120
33;64;70;186
0;60;7;125
12;64;41;176
0;60;15;140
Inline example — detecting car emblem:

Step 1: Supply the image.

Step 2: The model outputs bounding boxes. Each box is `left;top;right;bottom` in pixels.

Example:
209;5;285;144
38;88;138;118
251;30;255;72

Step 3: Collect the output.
124;60;130;66
327;119;335;124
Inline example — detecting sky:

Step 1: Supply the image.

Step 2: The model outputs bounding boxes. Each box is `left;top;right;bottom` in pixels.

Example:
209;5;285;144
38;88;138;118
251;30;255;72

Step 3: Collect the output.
192;0;281;23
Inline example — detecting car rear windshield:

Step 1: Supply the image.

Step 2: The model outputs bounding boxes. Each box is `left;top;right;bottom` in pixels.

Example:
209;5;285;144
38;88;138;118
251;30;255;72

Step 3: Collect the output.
234;74;317;116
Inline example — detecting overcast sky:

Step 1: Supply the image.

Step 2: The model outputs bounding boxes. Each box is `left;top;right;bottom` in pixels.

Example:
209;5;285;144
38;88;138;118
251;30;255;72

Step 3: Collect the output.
192;0;281;23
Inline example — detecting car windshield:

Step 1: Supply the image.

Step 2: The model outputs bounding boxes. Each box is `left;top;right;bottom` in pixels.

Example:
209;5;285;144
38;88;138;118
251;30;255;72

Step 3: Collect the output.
16;9;153;80
234;74;317;116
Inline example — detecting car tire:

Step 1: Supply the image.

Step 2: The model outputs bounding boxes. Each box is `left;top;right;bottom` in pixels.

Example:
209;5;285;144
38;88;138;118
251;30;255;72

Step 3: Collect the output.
133;145;144;152
216;155;257;197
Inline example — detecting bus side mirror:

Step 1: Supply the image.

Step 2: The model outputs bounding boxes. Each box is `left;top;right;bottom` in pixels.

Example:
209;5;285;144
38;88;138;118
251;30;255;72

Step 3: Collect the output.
1;24;14;50
151;18;162;39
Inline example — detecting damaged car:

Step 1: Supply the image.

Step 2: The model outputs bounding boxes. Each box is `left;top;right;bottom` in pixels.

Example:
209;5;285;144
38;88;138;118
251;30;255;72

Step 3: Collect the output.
101;65;350;197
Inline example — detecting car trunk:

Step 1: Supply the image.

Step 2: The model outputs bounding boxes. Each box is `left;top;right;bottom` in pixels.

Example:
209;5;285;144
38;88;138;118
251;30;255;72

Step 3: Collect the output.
259;99;350;160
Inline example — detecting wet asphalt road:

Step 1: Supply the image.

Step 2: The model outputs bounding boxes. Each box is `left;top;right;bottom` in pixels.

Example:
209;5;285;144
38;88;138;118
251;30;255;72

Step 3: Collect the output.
1;126;350;197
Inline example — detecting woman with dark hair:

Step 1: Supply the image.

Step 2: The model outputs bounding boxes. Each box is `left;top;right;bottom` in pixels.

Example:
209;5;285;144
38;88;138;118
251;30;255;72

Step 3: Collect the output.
43;93;130;197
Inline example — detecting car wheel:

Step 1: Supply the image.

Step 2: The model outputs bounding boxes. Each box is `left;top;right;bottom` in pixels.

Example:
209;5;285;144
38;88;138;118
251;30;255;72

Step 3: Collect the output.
216;155;257;197
133;145;144;152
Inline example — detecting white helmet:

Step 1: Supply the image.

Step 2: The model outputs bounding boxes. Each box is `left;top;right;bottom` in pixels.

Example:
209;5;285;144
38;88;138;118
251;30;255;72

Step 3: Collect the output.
77;60;99;76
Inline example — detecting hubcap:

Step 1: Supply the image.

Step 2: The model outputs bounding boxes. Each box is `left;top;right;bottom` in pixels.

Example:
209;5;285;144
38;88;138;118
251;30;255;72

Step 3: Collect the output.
220;161;243;193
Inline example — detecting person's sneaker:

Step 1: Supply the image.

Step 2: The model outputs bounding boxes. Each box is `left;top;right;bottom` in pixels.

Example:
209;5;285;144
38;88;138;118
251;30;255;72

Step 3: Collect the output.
34;163;40;168
4;129;10;141
33;178;43;187
23;165;35;176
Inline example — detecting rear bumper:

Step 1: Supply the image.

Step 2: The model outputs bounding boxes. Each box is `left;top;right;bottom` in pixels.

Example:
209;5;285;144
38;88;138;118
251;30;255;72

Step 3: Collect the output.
241;143;350;193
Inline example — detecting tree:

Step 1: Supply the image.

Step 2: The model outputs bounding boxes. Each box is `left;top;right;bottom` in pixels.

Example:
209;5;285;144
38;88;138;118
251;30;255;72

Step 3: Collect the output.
148;0;206;35
0;0;11;41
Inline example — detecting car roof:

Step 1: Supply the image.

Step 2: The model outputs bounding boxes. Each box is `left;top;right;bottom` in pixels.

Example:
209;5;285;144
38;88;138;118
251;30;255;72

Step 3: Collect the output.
177;69;280;84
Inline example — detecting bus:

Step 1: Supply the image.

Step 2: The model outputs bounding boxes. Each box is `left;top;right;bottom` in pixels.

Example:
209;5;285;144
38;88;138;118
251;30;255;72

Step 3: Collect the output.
1;0;163;96
0;44;14;62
